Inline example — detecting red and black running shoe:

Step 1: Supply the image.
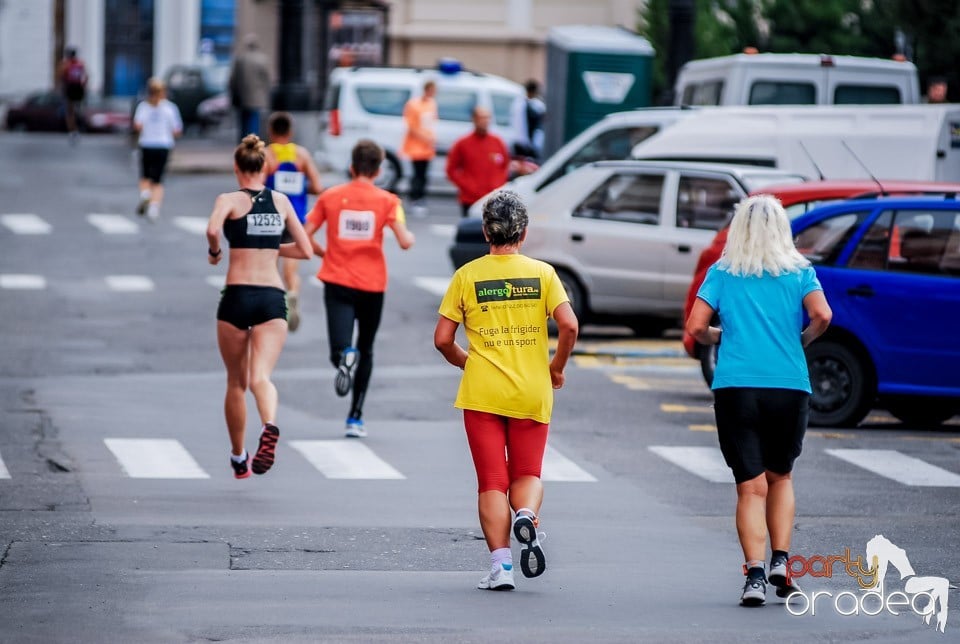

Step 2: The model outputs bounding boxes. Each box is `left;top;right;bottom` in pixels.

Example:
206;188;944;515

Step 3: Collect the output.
230;453;251;479
251;424;279;475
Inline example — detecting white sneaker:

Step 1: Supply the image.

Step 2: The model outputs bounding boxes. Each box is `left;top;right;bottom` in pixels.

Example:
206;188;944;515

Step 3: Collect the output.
344;418;366;438
146;203;160;221
477;562;515;591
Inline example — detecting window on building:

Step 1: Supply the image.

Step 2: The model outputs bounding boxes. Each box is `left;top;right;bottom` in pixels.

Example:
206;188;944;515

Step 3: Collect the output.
200;0;235;63
103;0;154;97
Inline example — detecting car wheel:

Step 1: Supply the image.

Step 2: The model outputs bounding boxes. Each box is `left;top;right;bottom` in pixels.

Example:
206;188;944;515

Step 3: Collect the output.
555;269;585;321
806;340;874;427
699;342;717;386
628;317;673;338
375;152;401;193
886;400;959;428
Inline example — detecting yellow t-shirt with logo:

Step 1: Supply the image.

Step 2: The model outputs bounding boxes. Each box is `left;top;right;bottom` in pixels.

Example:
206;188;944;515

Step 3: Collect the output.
438;254;569;423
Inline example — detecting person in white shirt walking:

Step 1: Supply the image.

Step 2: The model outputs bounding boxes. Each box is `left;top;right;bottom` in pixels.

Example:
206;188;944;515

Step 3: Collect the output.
133;78;183;220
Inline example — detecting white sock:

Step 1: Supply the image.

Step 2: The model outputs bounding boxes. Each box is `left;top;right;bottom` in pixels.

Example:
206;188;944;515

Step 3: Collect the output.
231;450;247;463
139;190;150;200
147;203;159;218
491;547;512;569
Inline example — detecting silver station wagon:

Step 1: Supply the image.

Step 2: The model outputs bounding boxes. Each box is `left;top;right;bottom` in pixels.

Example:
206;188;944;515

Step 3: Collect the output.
450;160;805;334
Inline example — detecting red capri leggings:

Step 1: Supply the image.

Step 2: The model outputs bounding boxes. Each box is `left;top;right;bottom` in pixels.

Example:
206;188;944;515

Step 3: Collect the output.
464;409;549;494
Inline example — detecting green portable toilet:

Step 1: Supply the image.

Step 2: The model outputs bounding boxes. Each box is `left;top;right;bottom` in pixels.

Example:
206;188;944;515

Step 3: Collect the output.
544;25;655;157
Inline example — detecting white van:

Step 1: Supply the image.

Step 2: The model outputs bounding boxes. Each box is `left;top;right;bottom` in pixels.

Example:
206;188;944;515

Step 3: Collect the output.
319;65;524;193
466;107;697;216
675;53;920;106
631;104;960;183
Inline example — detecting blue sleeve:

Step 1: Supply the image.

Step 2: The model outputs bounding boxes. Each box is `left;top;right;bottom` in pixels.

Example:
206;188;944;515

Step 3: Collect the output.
800;266;822;297
696;264;723;311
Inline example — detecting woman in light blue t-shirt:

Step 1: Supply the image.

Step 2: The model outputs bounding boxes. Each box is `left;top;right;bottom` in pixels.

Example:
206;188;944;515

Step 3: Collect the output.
686;194;832;608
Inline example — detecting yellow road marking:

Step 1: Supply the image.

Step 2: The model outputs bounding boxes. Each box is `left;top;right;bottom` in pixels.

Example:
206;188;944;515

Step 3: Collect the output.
689;424;717;432
661;403;713;414
610;374;650;390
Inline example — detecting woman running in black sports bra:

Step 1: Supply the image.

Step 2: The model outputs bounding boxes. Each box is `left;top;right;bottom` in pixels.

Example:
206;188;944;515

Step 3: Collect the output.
206;134;312;479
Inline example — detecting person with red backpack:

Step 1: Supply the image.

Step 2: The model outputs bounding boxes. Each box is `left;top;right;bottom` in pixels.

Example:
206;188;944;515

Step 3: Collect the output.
58;47;87;143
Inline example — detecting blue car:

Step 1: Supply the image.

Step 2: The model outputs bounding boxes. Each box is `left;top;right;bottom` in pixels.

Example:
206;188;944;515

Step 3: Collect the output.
791;197;960;427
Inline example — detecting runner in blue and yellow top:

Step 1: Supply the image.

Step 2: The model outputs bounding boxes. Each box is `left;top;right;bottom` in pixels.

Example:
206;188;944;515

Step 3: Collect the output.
265;111;324;331
434;190;578;592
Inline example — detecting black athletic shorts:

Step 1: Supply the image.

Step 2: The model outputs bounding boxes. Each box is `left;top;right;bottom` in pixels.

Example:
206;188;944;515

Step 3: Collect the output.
140;147;170;183
713;387;810;484
217;285;287;329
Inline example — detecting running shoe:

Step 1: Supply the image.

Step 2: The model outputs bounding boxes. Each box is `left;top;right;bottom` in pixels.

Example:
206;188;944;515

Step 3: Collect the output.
477;562;515;591
335;347;359;397
513;512;546;578
146;203;160;221
769;554;802;598
251;423;279;475
286;293;301;332
136;194;150;216
345;417;367;438
230;453;251;479
740;574;767;607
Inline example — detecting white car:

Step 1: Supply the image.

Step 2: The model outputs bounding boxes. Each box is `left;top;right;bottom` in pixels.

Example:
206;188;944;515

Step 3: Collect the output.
319;64;524;193
451;160;805;333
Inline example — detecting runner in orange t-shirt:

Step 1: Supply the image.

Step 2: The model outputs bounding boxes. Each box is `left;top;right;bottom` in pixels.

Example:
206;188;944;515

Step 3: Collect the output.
401;80;437;215
304;139;415;437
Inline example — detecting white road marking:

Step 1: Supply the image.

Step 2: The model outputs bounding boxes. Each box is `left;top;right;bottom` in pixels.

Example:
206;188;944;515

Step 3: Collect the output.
206;275;226;288
0;274;46;289
1;214;51;235
105;275;155;292
104;438;209;479
430;224;455;238
541;445;597;482
413;276;450;297
648;446;734;483
289;440;405;479
0;450;10;479
826;449;960;487
87;213;139;234
173;217;209;235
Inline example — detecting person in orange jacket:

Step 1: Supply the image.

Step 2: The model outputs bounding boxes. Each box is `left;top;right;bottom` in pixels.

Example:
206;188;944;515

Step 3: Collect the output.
446;107;510;218
401;80;437;215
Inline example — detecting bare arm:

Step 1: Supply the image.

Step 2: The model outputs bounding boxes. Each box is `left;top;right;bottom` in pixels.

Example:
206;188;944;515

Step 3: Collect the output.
686;298;722;345
302;219;325;258
298;146;324;195
801;289;832;347
388;218;415;250
275;193;311;259
205;193;233;265
549;302;579;389
434;315;467;369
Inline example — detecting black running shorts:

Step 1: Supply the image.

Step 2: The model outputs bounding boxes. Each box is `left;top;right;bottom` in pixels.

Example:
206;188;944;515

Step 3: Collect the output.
140;147;170;183
217;285;287;329
713;387;809;484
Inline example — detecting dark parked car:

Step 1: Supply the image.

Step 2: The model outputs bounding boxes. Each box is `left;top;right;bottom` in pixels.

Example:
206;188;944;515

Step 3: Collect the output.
164;63;230;126
5;90;131;133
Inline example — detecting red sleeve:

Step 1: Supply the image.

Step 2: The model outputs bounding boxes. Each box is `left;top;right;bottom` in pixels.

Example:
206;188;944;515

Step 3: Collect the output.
446;140;463;187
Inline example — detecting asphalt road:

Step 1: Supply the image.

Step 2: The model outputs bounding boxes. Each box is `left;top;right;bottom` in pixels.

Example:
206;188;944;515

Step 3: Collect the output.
0;132;957;643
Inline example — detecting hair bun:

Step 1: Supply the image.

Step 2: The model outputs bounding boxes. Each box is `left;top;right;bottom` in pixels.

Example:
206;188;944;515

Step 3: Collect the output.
241;134;264;152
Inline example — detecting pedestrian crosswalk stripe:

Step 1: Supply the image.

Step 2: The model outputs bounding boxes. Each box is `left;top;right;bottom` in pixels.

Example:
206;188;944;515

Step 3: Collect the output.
825;448;960;487
206;275;226;288
413;276;450;297
105;275;155;292
648;446;733;483
87;214;138;234
1;214;51;234
430;224;455;238
0;450;10;479
0;274;46;290
541;445;597;482
288;440;406;479
173;217;208;235
104;438;210;479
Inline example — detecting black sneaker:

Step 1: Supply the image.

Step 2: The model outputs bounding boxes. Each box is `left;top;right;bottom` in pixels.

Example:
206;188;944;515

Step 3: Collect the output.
251;424;279;475
230;453;250;479
513;512;546;578
334;347;358;397
769;554;802;598
740;574;767;607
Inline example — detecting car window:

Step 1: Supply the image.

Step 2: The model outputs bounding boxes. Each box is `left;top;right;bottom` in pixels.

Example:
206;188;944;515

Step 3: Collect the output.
355;86;411;116
888;210;960;276
834;85;901;105
676;176;740;230
682;81;724;106
749;81;816;105
540;126;661;190
848;211;893;270
794;212;866;264
436;89;478;122
573;173;664;225
783;199;845;219
491;92;514;127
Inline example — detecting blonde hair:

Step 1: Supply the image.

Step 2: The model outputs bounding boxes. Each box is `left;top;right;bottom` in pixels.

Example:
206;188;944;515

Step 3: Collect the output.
719;194;809;277
234;134;266;174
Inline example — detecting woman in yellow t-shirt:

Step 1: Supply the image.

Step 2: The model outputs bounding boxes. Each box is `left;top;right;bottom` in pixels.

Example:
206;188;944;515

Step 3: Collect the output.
434;190;579;591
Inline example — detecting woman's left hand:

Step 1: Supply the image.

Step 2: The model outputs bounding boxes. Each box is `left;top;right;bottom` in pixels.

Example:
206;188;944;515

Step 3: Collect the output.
550;365;565;389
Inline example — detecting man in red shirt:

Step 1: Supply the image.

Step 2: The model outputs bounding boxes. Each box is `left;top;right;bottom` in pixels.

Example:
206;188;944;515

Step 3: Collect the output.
446;107;510;217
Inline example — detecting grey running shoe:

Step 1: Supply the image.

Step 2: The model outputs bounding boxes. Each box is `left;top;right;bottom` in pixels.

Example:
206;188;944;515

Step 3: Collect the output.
335;347;358;397
513;513;546;578
769;554;802;598
477;563;515;591
286;293;301;332
740;575;767;607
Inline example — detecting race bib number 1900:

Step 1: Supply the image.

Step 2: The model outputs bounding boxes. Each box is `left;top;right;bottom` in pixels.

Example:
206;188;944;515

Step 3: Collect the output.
339;209;375;240
247;212;283;236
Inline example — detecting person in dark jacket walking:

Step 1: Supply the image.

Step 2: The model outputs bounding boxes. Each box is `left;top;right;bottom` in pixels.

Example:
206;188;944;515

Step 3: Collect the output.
229;34;271;143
